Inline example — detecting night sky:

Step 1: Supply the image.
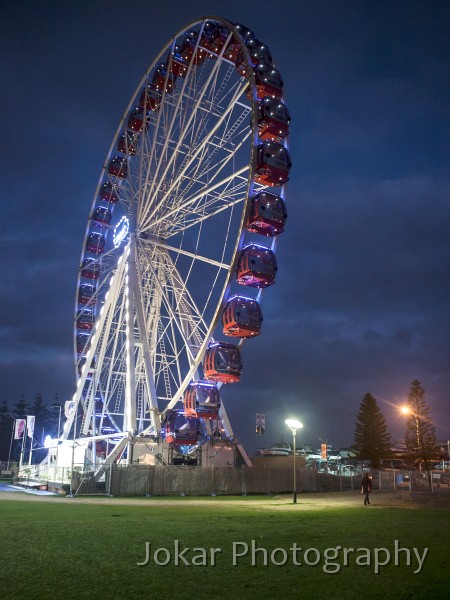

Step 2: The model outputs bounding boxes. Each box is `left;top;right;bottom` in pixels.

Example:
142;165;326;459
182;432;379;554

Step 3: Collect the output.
1;0;448;455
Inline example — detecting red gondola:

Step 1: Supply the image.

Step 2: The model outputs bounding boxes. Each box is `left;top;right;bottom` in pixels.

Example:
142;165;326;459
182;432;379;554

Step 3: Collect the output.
222;295;263;338
207;23;234;58
236;244;277;288
237;38;272;76
258;97;290;141
253;62;283;99
127;107;147;133
81;258;100;279
108;155;128;179
245;190;287;236
183;381;221;419
181;31;208;65
234;23;254;41
76;332;90;355
117;131;139;155
78;283;97;305
99;180;119;204
92;206;112;227
169;45;188;78
164;410;202;446
254;141;291;186
203;342;243;383
77;312;94;331
86;232;105;254
139;85;161;112
199;20;218;51
151;63;176;94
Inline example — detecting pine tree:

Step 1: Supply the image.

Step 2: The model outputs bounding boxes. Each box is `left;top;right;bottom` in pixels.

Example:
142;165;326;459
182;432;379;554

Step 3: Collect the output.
404;379;437;470
30;391;52;442
0;399;14;460
13;395;28;418
352;393;392;468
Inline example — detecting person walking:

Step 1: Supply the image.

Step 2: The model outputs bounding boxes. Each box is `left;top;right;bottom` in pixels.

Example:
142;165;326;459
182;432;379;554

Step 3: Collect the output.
361;473;372;505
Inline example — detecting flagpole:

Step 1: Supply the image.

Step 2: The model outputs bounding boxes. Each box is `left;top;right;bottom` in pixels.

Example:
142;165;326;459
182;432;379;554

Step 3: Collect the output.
27;417;35;467
19;426;26;474
7;421;15;469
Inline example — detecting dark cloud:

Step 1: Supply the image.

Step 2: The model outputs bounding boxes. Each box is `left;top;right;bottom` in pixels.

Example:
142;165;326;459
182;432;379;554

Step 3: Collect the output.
0;0;448;454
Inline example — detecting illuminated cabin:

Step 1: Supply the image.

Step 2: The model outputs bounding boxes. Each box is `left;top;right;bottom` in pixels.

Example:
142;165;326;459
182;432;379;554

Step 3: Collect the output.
92;206;112;227
246;38;272;66
169;45;188;77
206;23;235;58
164;410;202;446
199;20;218;51
86;231;105;254
108;155;128;179
183;381;221;419
234;23;255;41
78;283;97;305
181;31;208;65
76;332;90;355
253;62;284;99
236;244;277;288
203;342;243;383
254;141;291;186
127;107;147;133
117;131;139;155
237;38;272;76
77;311;94;331
245;190;287;236
99;180;119;204
222;295;263;338
81;258;100;279
151;63;176;94
258;97;290;141
139;84;161;112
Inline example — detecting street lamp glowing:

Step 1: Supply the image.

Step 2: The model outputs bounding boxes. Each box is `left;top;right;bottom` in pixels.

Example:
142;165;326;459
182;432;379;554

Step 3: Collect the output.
285;418;303;504
285;419;303;431
400;405;410;416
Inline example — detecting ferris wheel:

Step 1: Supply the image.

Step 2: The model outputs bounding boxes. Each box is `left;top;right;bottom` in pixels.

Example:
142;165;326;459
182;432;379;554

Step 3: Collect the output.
62;16;291;468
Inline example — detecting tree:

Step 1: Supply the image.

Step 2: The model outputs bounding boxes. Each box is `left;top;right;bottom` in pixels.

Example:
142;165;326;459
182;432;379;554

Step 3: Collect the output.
404;379;437;471
13;395;28;419
30;391;52;445
352;393;392;468
0;399;14;461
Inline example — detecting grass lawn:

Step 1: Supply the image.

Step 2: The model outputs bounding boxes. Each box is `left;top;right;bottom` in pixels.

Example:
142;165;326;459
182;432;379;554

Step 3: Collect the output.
0;495;449;600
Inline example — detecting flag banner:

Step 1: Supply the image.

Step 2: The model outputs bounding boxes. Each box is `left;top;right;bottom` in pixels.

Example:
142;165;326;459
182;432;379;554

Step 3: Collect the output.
27;415;35;438
14;419;26;439
256;413;266;435
321;443;327;460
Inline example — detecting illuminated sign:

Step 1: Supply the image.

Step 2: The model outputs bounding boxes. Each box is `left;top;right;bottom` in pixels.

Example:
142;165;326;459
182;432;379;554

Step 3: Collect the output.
113;216;130;247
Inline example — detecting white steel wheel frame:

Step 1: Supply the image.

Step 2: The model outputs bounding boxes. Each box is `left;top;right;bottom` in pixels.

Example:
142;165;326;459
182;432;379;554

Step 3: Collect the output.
62;17;284;466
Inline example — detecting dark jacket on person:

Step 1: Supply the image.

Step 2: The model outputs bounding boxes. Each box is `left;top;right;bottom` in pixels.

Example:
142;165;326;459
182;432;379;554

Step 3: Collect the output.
362;474;372;493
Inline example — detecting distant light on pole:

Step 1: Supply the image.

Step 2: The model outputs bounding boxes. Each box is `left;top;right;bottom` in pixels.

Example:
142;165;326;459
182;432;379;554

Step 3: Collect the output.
285;419;303;504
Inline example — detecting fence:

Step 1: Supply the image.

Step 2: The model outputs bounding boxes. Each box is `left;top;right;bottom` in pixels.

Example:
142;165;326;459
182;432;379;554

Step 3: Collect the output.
69;465;440;497
6;459;444;496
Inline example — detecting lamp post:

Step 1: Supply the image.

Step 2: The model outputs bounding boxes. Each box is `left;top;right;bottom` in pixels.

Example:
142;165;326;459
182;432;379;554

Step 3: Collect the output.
285;419;303;504
52;405;62;482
